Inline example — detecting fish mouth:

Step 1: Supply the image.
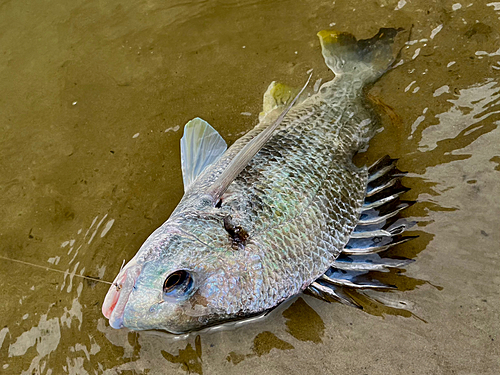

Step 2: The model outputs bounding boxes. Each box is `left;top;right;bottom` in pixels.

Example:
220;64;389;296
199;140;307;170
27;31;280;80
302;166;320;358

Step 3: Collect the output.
102;263;142;329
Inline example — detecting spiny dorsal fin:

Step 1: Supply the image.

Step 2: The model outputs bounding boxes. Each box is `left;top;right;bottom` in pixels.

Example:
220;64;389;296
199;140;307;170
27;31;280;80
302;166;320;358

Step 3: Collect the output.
207;72;312;202
180;118;227;192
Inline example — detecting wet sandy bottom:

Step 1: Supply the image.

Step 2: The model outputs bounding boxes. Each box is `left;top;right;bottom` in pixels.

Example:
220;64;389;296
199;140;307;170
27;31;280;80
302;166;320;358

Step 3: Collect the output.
0;0;499;374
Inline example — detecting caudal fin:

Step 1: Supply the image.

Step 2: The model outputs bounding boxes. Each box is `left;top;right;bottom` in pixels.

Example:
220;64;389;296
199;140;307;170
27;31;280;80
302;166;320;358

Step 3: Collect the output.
317;28;404;83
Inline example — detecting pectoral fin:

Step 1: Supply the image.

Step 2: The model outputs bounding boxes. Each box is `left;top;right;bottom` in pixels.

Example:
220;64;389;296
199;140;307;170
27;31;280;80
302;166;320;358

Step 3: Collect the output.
180;118;227;191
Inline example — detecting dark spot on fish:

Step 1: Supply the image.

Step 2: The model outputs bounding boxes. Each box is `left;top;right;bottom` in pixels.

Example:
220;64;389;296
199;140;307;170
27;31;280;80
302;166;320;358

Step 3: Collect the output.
190;292;209;309
223;215;249;250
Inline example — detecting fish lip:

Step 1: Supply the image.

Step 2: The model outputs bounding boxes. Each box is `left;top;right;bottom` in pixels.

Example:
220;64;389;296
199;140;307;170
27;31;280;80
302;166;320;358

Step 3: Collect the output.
103;263;142;329
102;273;125;320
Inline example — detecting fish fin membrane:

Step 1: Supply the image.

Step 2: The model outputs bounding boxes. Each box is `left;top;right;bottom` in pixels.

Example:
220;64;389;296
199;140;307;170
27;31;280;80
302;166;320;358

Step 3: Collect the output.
317;28;404;83
180;118;227;192
306;256;413;307
332;254;414;271
345;156;416;255
306;282;362;308
320;273;396;289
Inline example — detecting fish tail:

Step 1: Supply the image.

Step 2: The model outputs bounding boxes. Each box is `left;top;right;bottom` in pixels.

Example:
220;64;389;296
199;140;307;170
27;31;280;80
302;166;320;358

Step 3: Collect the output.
317;28;404;83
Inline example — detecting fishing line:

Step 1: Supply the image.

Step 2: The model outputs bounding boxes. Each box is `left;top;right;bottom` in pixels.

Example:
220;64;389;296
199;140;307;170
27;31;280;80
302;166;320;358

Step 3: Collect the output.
0;255;114;286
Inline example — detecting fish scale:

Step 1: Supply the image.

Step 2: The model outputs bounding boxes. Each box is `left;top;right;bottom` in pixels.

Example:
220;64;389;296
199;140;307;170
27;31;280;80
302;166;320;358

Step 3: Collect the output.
201;149;368;313
102;28;414;333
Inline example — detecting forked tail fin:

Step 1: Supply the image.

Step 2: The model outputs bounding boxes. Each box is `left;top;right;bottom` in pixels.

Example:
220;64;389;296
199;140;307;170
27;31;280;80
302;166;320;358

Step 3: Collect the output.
317;28;404;84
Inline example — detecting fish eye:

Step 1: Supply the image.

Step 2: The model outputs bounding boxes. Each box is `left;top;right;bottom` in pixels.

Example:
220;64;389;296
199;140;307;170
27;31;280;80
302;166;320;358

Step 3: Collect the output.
162;270;194;300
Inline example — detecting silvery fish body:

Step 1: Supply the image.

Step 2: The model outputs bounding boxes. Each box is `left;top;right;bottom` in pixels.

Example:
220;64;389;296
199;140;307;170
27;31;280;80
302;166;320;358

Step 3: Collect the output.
103;28;411;333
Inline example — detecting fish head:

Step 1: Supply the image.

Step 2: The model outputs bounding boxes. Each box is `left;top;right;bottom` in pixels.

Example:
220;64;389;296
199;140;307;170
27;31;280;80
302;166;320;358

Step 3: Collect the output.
103;224;262;333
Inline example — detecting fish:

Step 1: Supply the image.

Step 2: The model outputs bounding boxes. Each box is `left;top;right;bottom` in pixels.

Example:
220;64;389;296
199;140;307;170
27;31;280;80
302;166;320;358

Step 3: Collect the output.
102;27;414;334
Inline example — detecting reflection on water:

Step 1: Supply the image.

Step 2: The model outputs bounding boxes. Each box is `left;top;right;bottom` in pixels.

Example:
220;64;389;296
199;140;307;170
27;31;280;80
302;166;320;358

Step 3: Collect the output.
417;79;499;155
1;0;499;374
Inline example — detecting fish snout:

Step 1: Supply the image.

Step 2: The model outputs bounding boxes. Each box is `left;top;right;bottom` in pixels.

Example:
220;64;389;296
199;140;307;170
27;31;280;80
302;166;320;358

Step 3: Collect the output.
102;263;142;328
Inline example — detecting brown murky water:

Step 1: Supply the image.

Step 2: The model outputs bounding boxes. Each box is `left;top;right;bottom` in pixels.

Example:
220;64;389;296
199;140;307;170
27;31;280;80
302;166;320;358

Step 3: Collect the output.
1;0;499;374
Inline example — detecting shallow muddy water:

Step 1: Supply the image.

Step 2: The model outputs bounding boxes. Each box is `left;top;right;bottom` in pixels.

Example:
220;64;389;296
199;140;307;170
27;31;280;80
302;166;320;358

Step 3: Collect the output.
1;0;499;374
